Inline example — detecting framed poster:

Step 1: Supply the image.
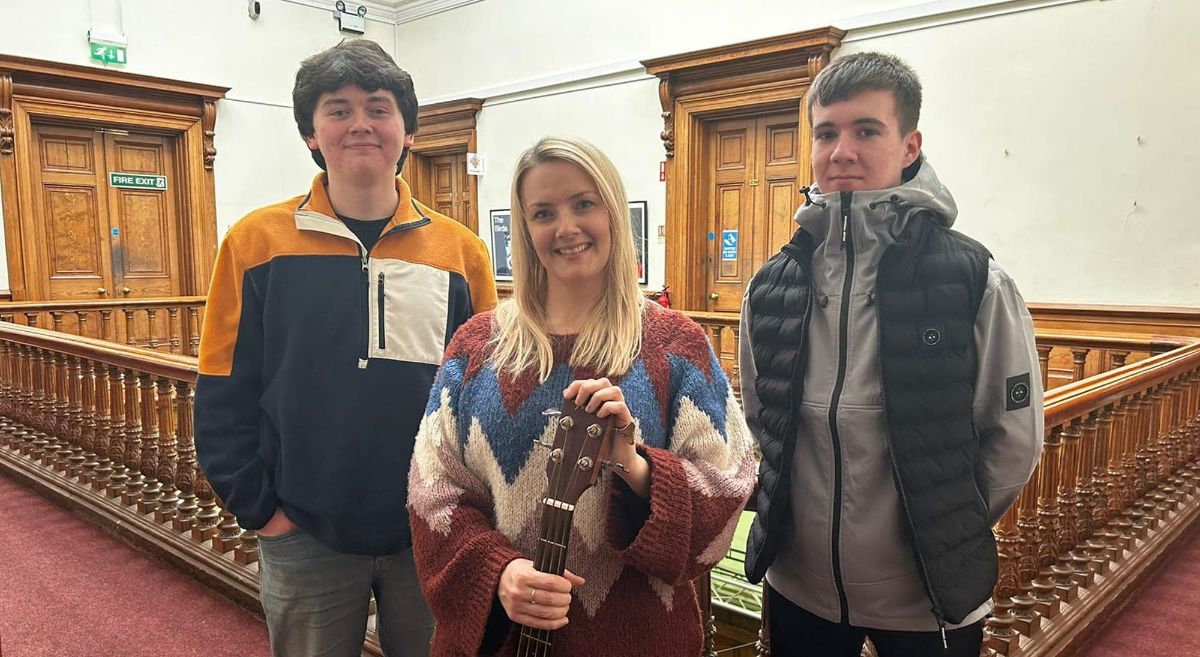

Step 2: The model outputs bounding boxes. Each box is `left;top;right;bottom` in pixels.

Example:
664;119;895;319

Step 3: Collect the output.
489;209;513;281
629;201;649;285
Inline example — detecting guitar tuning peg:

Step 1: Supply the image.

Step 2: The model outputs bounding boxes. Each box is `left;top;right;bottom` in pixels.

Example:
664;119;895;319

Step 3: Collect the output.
542;408;562;417
532;438;552;450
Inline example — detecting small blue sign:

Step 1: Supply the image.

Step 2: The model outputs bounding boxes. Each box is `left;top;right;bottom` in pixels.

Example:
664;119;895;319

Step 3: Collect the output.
721;229;738;261
111;228;120;237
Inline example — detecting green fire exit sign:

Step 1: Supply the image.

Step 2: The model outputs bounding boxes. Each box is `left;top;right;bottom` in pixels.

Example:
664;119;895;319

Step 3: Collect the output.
90;41;127;65
109;173;167;190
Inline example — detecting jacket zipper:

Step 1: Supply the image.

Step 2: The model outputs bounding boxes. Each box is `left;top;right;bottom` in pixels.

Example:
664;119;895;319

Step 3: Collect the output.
358;249;370;368
874;241;950;651
377;272;386;350
827;191;853;623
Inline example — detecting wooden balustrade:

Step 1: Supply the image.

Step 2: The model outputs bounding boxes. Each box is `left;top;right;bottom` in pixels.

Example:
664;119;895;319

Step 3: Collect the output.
0;297;206;356
3;313;1200;657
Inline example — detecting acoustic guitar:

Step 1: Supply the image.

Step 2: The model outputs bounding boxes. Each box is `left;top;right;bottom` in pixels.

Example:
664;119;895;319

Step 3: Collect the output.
515;400;616;657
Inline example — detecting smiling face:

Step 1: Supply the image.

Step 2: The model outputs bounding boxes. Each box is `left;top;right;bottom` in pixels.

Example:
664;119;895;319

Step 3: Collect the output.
811;88;922;192
520;160;613;301
303;84;414;183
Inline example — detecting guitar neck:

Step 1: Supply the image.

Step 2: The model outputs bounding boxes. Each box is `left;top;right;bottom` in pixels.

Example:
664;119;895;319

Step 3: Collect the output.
516;499;576;657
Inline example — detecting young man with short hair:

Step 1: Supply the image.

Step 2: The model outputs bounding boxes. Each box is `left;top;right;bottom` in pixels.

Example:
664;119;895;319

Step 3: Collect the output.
740;52;1043;656
196;39;496;657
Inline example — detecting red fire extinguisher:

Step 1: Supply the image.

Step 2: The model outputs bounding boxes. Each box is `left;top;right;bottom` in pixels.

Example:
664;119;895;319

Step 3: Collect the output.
656;285;671;309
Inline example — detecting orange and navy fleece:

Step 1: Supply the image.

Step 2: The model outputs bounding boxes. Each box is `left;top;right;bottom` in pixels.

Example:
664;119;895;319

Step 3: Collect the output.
195;173;496;556
408;304;756;656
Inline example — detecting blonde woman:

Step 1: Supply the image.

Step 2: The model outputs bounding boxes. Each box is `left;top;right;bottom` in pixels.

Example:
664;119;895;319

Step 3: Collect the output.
408;137;755;656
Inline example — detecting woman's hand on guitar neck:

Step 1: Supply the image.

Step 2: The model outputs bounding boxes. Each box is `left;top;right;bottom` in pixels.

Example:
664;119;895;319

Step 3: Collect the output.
499;558;586;630
565;378;651;499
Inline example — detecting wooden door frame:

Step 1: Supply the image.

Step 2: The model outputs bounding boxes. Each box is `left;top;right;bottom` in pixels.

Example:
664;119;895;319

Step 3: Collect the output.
403;98;483;233
0;55;228;301
642;27;844;312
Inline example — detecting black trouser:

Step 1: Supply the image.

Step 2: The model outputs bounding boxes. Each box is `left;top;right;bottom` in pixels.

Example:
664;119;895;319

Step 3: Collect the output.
766;584;984;657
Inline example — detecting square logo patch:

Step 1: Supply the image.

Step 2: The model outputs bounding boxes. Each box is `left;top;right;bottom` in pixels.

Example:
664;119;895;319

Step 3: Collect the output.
1006;373;1032;411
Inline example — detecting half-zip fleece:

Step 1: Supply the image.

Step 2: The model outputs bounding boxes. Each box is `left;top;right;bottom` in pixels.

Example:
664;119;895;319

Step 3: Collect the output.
195;173;496;556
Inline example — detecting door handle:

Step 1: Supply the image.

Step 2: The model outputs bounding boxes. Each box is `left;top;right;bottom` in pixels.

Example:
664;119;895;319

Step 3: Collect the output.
97;287;107;296
709;292;719;301
121;287;131;296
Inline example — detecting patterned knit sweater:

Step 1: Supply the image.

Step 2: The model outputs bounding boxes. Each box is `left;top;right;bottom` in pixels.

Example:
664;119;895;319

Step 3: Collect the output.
408;303;756;657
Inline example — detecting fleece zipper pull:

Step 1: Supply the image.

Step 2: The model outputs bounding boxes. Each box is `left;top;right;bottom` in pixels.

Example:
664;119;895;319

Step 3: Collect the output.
934;610;948;651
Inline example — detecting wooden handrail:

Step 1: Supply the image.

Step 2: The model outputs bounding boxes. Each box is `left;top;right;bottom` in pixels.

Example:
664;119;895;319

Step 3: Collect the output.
1043;340;1200;429
0;296;207;313
0;322;196;383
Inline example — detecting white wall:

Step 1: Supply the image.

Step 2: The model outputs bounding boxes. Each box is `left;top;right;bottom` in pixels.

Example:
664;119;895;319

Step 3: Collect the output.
0;0;397;251
395;0;1200;306
3;0;1197;305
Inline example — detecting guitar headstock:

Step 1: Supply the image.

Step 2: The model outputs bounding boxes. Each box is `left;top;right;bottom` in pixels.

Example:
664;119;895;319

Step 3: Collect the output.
541;400;615;506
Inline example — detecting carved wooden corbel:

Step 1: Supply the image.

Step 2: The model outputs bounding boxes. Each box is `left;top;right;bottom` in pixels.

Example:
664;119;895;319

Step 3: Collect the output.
657;78;675;158
202;99;217;169
0;73;14;156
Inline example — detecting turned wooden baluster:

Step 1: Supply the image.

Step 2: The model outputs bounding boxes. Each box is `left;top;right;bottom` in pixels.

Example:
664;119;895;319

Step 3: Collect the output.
75;311;89;338
65;355;88;477
104;366;130;498
136;372;162;513
120;367;146;505
1109;350;1129;371
78;360;100;483
0;342;15;448
90;363;114;491
984;503;1021;653
100;309;115;343
23;312;38;328
1070;348;1089;383
211;504;245;554
168;308;182;354
147;308;161;351
154;376;180;522
172;380;199;531
1090;405;1123;558
1067;414;1100;583
51;311;64;335
1056;421;1082;554
123;309;136;348
1033;424;1069;614
1011;480;1044;638
1037;346;1052;391
33;349;59;464
1133;390;1160;523
50;353;74;472
1121;394;1152;536
188;308;201;357
28;348;53;460
10;345;36;453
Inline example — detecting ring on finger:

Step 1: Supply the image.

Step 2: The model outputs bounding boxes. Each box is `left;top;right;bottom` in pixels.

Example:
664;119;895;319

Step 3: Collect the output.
529;587;537;605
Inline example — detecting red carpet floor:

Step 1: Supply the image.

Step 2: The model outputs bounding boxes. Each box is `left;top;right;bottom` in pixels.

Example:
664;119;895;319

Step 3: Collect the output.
1077;522;1200;657
0;472;271;657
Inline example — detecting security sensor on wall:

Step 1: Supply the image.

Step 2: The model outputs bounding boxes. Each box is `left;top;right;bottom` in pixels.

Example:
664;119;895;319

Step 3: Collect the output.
333;1;367;34
248;0;260;19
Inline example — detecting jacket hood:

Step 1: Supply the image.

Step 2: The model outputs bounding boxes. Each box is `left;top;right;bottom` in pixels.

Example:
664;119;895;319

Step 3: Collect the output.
794;154;958;235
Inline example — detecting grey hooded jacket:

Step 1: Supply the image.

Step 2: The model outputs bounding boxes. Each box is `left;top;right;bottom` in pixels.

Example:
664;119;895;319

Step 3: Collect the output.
739;156;1044;631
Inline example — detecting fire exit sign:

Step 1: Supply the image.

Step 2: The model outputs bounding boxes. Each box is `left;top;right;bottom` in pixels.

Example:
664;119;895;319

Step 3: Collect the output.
90;41;127;65
109;173;167;190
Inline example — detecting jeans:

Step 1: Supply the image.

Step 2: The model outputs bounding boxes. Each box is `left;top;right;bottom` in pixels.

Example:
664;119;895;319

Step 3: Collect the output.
766;584;984;657
257;527;434;657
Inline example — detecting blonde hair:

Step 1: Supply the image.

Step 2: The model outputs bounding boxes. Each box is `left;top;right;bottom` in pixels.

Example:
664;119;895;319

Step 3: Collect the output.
492;136;645;382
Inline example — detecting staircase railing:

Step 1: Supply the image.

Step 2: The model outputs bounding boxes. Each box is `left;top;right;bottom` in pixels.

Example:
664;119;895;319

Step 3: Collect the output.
1;315;1198;657
0;297;206;356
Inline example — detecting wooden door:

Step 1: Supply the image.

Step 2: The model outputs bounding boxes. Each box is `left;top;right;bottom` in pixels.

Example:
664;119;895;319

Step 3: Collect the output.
703;110;801;313
29;125;117;300
102;132;182;298
427;152;473;231
28;123;181;301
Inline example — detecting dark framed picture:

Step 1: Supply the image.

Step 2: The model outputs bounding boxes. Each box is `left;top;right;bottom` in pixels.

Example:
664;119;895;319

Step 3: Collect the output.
489;209;513;281
629;201;648;285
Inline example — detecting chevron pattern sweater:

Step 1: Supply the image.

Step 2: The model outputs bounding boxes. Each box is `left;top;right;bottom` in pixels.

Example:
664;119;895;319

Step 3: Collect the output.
408;303;756;657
